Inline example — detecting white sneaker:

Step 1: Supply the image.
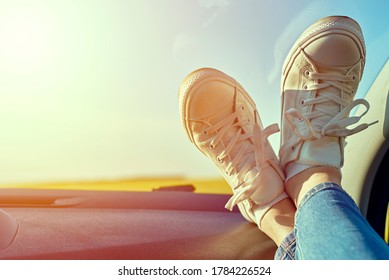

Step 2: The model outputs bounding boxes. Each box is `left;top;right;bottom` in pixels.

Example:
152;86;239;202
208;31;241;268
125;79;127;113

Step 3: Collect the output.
179;68;287;227
279;16;376;179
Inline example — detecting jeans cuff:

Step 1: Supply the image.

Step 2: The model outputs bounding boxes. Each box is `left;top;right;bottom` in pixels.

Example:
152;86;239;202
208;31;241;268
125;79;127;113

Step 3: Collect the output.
274;229;296;260
297;182;346;212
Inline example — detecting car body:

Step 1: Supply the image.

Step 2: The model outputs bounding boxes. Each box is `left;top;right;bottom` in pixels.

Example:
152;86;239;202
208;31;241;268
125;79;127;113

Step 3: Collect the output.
343;59;389;243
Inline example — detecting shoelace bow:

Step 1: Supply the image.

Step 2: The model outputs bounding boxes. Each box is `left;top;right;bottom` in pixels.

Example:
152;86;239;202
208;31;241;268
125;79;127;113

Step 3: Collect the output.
283;71;377;153
203;110;280;211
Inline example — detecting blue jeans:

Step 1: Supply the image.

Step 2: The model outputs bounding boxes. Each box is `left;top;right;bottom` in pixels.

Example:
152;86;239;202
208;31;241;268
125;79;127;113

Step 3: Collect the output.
275;182;389;259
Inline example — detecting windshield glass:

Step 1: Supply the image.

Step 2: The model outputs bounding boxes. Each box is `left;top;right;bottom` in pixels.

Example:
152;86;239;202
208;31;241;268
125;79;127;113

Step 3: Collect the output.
0;0;387;192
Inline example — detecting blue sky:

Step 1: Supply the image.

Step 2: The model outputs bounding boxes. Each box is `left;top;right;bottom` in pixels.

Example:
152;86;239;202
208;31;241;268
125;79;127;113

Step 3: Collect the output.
0;0;387;184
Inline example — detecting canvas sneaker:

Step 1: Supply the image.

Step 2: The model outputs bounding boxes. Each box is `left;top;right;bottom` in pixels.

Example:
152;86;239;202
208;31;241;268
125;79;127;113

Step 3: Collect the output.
279;16;376;179
178;68;287;227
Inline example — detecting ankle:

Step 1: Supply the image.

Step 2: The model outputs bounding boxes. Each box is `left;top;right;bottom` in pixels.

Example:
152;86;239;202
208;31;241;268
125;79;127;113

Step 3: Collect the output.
285;166;341;207
259;198;295;246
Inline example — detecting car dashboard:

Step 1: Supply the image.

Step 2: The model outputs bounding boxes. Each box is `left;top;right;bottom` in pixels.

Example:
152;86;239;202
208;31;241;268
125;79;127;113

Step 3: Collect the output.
0;189;277;260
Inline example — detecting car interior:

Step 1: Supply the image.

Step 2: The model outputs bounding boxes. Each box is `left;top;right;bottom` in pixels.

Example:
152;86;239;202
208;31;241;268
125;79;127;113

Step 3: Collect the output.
0;187;277;259
0;1;388;260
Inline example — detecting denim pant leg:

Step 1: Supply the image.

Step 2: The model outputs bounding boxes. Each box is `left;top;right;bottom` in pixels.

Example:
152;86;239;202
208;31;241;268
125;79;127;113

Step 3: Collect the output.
275;182;389;260
274;230;296;260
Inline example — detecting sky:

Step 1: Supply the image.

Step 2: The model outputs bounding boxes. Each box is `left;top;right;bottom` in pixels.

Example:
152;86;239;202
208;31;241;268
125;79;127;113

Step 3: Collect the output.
0;0;388;184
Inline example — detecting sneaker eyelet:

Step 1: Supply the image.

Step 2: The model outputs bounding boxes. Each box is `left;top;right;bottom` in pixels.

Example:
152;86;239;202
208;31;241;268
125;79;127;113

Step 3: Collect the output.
303;84;308;91
209;143;215;149
304;70;310;77
300;99;306;107
203;130;208;135
217;156;224;163
352;75;356;80
240;105;245;111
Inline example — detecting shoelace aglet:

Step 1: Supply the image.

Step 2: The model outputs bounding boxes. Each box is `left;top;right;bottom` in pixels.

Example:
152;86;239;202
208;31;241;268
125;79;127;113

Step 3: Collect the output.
368;120;379;127
353;120;379;134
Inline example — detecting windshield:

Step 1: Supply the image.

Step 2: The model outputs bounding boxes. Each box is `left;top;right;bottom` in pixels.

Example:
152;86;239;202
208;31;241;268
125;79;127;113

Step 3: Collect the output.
0;0;387;191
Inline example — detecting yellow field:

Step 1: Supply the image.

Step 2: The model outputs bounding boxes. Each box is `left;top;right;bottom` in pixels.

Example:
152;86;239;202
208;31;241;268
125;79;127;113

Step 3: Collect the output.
0;177;232;194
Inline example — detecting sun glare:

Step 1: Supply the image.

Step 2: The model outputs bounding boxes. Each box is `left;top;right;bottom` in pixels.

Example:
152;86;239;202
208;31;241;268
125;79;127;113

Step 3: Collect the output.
0;6;59;74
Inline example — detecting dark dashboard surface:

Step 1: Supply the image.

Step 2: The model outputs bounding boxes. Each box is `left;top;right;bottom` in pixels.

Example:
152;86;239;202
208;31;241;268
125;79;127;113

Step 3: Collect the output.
0;189;277;260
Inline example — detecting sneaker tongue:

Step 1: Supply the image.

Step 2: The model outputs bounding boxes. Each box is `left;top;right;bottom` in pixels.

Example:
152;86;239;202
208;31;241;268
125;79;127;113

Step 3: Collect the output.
208;104;255;174
315;63;350;75
311;64;350;128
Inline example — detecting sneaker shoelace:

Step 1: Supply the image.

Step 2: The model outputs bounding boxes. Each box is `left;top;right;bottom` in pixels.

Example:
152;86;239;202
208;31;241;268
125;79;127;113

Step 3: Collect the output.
282;71;377;155
203;110;280;210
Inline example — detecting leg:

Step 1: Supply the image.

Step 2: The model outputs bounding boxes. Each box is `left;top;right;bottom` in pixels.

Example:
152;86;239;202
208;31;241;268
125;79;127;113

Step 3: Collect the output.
285;166;341;207
289;176;389;259
279;16;389;259
260;198;295;246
